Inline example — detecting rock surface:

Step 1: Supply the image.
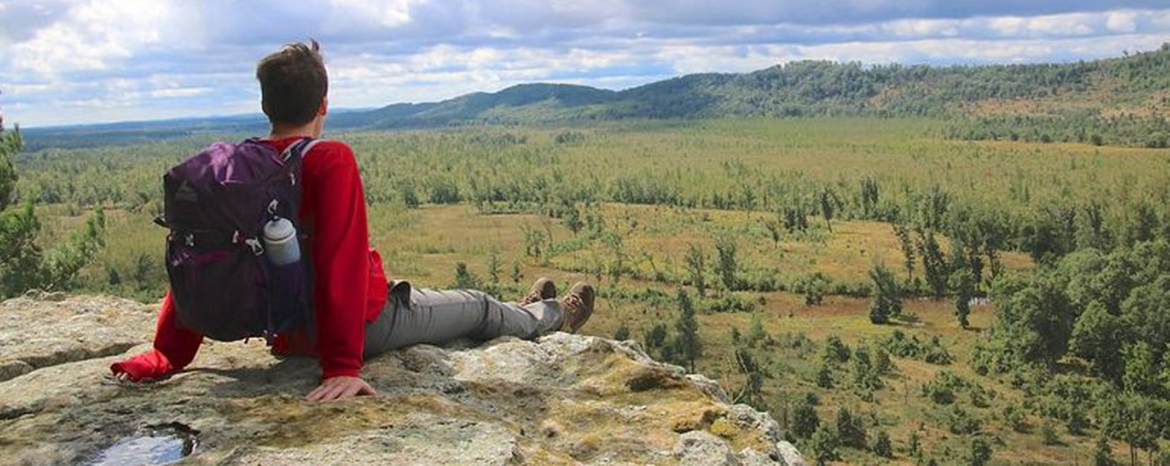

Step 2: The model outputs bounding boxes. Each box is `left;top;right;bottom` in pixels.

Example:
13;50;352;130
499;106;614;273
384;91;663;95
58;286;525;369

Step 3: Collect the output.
0;294;805;466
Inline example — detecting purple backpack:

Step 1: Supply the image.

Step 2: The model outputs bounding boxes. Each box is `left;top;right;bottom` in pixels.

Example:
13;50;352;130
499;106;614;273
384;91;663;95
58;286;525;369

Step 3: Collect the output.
158;137;317;342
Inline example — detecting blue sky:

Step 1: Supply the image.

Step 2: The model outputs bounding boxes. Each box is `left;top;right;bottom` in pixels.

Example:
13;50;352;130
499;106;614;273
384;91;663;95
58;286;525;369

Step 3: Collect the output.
2;0;1169;127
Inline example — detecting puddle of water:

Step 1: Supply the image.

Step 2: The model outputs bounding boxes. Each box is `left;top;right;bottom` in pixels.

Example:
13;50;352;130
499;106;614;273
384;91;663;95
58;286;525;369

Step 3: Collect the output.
89;424;198;466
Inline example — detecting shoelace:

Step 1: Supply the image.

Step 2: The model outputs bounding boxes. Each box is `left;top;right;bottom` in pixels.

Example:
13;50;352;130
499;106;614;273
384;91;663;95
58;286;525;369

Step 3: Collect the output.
562;293;585;311
522;290;544;304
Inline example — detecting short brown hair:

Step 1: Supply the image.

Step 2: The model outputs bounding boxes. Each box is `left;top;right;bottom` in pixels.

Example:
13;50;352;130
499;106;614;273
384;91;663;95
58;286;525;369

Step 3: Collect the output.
256;40;328;126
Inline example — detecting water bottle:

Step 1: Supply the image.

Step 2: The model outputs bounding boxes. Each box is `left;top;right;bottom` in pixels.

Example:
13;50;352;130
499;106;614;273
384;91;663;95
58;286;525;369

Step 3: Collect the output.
263;218;300;266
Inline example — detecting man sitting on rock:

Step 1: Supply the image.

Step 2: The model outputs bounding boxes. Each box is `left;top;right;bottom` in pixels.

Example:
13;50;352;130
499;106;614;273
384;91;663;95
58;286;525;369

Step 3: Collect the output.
111;40;596;402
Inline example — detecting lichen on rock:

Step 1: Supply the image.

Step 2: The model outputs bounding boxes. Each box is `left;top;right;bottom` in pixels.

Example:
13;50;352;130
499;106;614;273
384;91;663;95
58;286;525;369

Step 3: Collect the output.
0;294;805;465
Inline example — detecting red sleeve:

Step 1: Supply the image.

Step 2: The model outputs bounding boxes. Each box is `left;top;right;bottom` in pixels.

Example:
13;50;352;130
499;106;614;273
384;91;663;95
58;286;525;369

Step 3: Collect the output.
303;143;369;379
110;291;203;381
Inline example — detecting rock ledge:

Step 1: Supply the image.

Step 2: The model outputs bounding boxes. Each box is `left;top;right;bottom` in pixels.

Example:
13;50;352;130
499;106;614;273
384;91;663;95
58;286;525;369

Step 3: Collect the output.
0;294;805;466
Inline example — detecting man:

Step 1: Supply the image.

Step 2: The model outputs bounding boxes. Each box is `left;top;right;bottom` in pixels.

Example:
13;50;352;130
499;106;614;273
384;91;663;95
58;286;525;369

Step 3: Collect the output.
111;40;596;402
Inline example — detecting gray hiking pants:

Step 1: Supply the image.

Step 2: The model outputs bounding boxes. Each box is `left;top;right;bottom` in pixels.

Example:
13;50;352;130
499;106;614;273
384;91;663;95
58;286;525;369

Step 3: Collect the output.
362;287;563;359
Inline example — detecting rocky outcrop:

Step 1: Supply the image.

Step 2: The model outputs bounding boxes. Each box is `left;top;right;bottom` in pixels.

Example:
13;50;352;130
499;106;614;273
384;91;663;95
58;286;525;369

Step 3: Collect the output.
0;294;805;466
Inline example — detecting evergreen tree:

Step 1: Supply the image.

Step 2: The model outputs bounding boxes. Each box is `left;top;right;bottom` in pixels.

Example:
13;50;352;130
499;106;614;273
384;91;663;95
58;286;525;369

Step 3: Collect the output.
714;234;739;291
917;229;950;298
860;176;880;218
816;363;834;389
452;262;481;290
684;243;707;297
763;214;783;245
673;289;702;373
810;426;842;466
893;221;917;280
510;259;522;284
869;264;902;324
818;187;838;232
746;312;769;348
850;345;883;393
731;335;770;410
835;407;868;449
485;250;501;293
643;323;670;361
791;398;820;439
821;335;852;364
563;202;583;235
949;268;976;328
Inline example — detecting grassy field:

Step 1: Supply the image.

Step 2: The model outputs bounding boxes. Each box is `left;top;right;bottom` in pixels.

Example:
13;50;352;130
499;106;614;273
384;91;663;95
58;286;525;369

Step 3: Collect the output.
28;118;1170;465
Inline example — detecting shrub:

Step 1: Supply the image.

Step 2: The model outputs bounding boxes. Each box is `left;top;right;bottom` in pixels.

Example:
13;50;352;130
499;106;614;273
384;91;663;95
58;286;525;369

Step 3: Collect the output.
702;293;756;313
613;322;630;341
791;398;820;439
947;406;982;435
1040;420;1060;446
878;330;954;365
797;272;829;306
821;335;851;364
922;371;966;405
965;437;993;466
873;430;893;458
1002;403;1027;433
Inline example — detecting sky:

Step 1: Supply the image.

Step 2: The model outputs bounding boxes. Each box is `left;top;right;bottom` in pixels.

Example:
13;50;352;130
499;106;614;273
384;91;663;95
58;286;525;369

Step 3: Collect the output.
2;0;1170;127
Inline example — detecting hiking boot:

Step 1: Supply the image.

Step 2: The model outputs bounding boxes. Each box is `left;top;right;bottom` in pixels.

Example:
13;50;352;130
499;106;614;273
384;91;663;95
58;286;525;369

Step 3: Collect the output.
559;282;595;333
520;277;557;307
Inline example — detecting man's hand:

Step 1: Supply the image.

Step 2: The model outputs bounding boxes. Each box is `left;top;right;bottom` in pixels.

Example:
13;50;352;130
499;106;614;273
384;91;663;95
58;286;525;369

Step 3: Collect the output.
307;376;377;402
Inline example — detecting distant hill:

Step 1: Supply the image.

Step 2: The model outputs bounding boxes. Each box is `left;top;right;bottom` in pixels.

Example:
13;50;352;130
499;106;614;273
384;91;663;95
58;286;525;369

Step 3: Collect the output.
23;44;1170;149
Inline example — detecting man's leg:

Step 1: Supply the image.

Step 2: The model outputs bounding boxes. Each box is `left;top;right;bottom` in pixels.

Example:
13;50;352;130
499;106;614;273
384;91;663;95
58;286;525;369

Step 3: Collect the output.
364;288;562;359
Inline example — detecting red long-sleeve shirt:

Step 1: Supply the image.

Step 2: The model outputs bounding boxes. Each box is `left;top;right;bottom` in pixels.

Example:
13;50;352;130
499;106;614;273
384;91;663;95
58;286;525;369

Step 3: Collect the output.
112;137;388;381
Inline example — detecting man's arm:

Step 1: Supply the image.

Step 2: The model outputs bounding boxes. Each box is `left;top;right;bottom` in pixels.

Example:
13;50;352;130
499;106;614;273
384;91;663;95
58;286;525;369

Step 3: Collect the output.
303;142;374;400
111;291;203;381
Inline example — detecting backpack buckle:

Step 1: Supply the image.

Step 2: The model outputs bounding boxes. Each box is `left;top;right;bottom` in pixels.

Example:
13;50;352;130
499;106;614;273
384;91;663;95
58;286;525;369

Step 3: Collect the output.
244;238;264;256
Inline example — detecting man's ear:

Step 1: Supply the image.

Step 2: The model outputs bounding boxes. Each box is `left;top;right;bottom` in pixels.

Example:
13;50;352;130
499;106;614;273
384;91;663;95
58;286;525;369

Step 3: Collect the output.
318;97;328;116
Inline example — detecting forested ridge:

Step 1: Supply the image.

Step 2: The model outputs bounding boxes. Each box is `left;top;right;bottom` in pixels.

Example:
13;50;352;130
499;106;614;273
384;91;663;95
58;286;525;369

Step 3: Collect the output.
24;44;1170;150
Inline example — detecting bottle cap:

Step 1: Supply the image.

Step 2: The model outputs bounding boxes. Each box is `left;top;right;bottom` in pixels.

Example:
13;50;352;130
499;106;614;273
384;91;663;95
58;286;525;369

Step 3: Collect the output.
264;218;295;242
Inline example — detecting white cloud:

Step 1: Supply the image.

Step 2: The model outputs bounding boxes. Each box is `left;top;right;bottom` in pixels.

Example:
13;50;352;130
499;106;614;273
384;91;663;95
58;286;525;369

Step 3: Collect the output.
3;1;1170;126
885;19;961;37
1106;11;1139;33
329;0;419;27
150;87;212;98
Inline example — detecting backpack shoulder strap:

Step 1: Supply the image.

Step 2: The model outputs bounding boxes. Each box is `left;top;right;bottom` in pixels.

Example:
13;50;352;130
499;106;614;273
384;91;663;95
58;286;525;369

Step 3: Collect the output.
281;137;322;163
